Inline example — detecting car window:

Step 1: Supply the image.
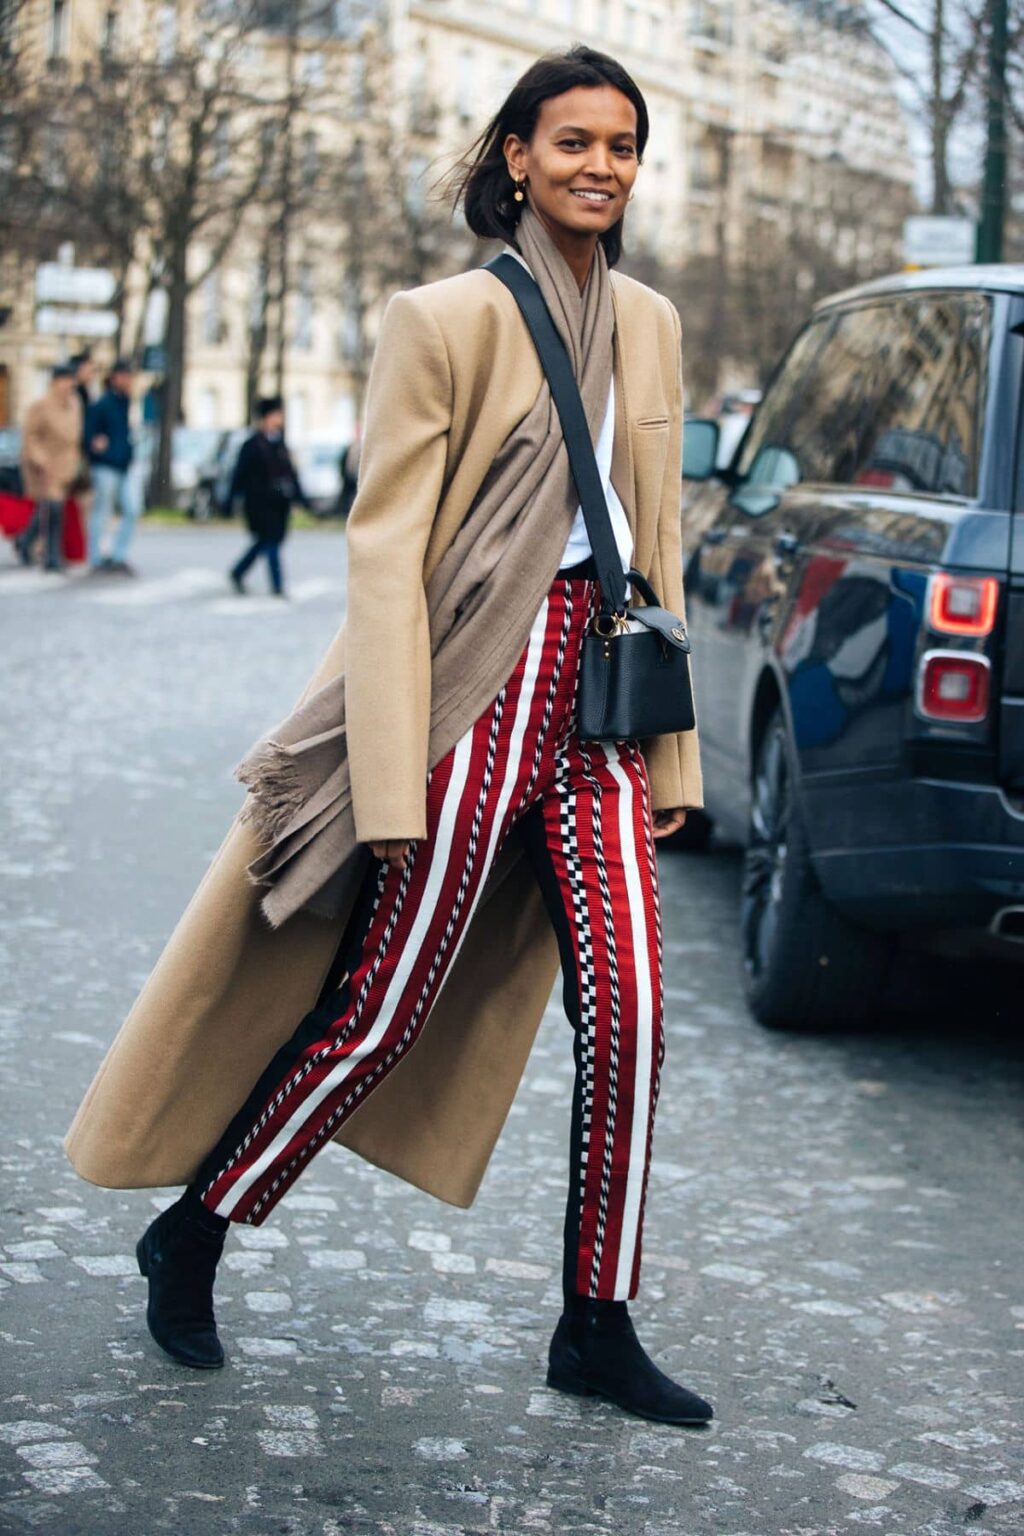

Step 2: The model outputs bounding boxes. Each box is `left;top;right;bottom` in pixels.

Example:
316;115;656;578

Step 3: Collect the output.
737;294;990;499
735;317;836;487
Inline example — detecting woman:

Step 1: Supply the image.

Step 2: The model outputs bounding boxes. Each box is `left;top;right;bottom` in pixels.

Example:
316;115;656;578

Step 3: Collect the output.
65;47;711;1426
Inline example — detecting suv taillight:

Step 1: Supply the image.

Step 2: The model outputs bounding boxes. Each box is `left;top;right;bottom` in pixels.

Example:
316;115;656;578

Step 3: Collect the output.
927;573;999;636
916;650;991;723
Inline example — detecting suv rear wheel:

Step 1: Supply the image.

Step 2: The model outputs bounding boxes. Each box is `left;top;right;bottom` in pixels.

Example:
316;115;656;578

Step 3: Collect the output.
741;709;892;1029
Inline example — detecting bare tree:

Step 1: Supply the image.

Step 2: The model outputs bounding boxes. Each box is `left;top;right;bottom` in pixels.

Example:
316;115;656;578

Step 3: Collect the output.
627;145;912;405
316;31;463;421
852;0;987;212
9;1;285;501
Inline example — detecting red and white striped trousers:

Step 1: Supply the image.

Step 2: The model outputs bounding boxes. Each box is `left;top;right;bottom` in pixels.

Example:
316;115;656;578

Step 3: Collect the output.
198;571;665;1301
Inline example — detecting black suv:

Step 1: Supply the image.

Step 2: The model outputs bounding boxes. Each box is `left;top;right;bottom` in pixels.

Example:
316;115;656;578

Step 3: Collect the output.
681;265;1024;1029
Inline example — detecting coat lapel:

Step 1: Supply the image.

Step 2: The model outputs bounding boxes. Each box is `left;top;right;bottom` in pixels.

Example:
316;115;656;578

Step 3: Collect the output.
609;279;637;540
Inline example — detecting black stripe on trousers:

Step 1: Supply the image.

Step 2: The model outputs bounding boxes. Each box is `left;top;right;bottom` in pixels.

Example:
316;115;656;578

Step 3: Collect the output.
189;854;386;1197
515;806;588;1305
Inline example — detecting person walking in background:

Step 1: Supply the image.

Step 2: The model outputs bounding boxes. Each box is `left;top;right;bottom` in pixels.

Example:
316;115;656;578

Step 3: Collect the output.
226;396;308;597
71;349;96;424
67;349;97;557
336;432;361;519
86;358;140;576
16;362;83;571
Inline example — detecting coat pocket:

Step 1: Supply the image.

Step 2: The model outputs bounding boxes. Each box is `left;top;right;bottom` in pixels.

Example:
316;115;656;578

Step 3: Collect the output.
634;415;670;431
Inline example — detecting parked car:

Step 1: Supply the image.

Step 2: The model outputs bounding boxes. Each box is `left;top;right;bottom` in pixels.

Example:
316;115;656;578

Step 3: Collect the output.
0;427;22;495
680;264;1024;1029
295;442;344;516
188;428;250;520
135;426;222;509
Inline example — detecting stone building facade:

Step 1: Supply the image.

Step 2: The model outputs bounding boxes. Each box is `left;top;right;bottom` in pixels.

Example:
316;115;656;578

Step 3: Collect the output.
0;0;915;438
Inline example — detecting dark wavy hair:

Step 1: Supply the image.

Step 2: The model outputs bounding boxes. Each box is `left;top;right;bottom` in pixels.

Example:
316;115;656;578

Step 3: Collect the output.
450;45;649;269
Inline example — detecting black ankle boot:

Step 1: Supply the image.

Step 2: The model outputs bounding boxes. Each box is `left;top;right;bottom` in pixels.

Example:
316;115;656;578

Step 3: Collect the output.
547;1297;713;1425
136;1190;229;1369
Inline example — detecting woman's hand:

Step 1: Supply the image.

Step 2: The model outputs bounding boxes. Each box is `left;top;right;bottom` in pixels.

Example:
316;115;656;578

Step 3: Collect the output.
368;839;412;870
652;807;687;839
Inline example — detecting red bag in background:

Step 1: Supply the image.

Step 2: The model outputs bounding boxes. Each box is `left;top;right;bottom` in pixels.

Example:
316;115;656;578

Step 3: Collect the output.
0;491;33;539
0;492;86;562
63;496;86;562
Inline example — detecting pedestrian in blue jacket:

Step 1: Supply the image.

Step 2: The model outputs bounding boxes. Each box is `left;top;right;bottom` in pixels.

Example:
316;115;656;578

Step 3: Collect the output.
86;359;140;575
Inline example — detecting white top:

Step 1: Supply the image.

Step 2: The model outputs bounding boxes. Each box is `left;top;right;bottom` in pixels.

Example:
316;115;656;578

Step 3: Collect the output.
499;245;633;575
561;375;633;574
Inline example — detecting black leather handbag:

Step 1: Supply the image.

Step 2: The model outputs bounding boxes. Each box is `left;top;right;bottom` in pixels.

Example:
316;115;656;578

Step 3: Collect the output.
486;253;696;743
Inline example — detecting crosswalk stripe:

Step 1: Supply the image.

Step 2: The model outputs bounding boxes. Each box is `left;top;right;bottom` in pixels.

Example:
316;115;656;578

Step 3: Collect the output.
0;568;73;595
80;569;227;606
2;563;339;609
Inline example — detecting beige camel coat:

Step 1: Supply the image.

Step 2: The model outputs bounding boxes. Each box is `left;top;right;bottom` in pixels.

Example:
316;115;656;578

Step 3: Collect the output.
64;265;703;1208
21;387;83;502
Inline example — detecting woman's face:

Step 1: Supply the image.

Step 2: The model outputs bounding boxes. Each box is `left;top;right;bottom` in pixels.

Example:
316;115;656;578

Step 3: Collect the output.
504;85;640;242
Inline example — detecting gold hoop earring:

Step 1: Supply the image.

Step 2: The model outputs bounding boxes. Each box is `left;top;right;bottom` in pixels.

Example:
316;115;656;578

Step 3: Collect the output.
513;177;526;203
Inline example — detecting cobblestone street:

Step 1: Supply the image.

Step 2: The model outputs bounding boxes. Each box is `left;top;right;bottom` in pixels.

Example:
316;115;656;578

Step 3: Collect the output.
1;527;1022;1536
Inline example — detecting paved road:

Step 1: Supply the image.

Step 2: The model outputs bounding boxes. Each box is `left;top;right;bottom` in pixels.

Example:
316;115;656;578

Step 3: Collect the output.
1;527;1022;1536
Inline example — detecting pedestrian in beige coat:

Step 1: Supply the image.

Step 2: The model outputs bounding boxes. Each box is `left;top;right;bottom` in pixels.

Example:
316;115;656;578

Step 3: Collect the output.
66;46;713;1426
17;363;83;570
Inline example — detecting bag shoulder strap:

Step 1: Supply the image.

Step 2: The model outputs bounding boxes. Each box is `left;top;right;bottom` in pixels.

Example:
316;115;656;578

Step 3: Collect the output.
485;252;626;614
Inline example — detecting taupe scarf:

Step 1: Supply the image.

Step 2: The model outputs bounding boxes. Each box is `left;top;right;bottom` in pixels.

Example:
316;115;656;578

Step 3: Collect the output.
238;205;615;927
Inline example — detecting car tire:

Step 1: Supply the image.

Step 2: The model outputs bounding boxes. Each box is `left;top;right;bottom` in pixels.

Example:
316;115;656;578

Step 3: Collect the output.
659;808;713;853
741;709;892;1030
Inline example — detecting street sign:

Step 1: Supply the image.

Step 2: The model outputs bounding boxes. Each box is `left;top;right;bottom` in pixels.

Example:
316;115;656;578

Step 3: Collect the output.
903;216;976;269
35;264;117;306
35;306;119;337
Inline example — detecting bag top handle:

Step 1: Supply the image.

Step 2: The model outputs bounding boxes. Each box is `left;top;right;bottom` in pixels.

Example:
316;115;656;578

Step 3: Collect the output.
485;253;627;615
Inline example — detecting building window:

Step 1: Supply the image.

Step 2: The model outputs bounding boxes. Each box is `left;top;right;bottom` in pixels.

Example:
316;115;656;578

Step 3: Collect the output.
213;118;230;178
332;392;356;443
260;120;278;171
196;387;219;429
287;391;306;444
302;128;318;185
406;153;428;217
0;0;17;54
456;48;473;124
49;0;69;60
202;272;222;347
157;3;177;64
102;6;118;54
294;262;314;351
41;122;67;186
351;52;367;112
301;49;324;87
153;109;169;172
249;258;267;328
338;294;360;364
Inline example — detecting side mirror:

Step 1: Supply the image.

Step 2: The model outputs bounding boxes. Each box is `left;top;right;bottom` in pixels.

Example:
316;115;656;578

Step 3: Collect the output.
729;444;801;517
682;418;720;482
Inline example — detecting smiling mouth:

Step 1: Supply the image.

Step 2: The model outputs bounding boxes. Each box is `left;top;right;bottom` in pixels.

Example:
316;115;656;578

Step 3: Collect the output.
570;189;615;203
